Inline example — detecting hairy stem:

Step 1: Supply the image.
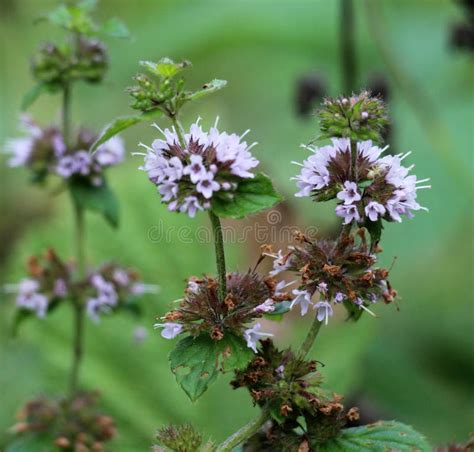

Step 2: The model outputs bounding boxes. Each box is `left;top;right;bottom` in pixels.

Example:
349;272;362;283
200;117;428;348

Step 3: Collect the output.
216;407;269;452
209;211;227;301
298;314;323;358
341;0;356;95
171;115;186;149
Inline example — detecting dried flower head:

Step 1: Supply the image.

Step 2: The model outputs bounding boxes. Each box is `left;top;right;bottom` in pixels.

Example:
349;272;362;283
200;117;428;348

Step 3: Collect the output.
232;339;359;448
155;271;291;352
269;232;395;322
11;392;116;451
5;116;124;186
136;118;259;217
292;137;430;224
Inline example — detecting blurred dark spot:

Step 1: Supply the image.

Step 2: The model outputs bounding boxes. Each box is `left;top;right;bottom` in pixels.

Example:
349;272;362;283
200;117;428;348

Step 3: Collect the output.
450;22;474;51
294;73;326;118
367;73;390;101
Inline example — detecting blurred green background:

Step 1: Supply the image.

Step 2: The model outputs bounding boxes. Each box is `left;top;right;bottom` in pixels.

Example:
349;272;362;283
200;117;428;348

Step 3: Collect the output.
0;0;473;450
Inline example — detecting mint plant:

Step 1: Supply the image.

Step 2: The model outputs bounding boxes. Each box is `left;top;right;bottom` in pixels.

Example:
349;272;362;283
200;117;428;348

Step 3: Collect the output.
3;2;153;450
107;66;429;449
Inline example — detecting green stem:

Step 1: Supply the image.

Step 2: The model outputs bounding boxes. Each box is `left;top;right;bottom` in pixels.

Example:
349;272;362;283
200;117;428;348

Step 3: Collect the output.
216;407;269;452
209;211;227;301
62;83;71;147
298;314;323;358
171;115;186;149
341;0;356;95
69;199;86;396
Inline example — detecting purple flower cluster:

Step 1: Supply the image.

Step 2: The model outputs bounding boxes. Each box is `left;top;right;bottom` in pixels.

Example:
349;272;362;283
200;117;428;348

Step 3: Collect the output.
5;116;124;186
292;138;430;224
136;118;259;217
6;250;155;323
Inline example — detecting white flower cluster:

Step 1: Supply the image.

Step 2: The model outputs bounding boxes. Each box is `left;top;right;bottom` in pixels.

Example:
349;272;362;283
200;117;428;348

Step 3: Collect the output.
293;138;430;224
5;116;124;186
56;136;125;185
136;118;260;217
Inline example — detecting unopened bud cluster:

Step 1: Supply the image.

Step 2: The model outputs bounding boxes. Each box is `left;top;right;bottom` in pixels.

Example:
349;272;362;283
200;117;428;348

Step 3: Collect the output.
11;392;116;451
6;249;150;323
32;37;108;87
155;270;292;352
6;116;124;186
127;58;190;114
319;91;388;143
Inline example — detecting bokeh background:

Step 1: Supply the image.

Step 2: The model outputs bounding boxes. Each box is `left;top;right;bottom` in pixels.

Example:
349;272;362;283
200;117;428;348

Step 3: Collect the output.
0;0;473;450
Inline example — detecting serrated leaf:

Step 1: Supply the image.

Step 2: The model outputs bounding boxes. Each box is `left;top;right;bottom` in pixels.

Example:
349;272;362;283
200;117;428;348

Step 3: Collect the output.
69;177;119;228
186;79;227;101
211;173;283;220
169;333;252;402
318;421;431;451
91;109;163;152
100;18;129;38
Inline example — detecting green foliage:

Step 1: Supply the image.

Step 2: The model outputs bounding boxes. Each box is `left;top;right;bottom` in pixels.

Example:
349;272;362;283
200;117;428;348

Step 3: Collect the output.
39;1;129;39
154;424;208;452
5;433;52;452
69;177;119;228
319;421;431;451
127;57;227;116
169;333;252;402
21;84;59;111
91;109;164;152
211;173;283;219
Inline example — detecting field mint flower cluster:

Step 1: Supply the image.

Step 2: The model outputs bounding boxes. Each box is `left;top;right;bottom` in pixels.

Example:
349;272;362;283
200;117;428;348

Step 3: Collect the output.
7;116;124;186
2;3;151;450
293;136;430;224
3;1;433;449
136;119;259;217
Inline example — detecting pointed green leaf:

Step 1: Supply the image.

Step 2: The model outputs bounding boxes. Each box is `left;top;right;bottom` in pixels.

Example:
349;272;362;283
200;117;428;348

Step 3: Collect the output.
264;300;291;318
140;58;191;78
318;421;431;451
186;79;227;101
211;172;283;219
100;18;129;38
69;177;119;228
21;83;56;111
91;109;163;152
169;333;252;402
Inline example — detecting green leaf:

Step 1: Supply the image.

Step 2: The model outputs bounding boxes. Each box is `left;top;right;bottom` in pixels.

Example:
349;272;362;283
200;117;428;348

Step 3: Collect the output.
169;333;252;402
21;84;54;111
91;109;163;152
186;79;227;101
100;18;130;38
11;309;33;337
318;421;431;451
77;0;97;12
265;301;291;318
140;58;191;78
44;5;94;35
211;173;283;219
5;433;53;452
69;177;119;228
365;217;383;248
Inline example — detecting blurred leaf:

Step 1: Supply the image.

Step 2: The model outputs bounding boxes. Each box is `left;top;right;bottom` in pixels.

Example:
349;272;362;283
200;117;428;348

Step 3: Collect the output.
69;178;119;228
169;333;252;402
91;109;163;152
211;173;283;219
140;58;191;78
21;84;57;111
100;18;130;39
186;79;227;101
11;309;33;337
77;0;97;12
319;421;431;451
5;433;53;452
364;217;383;247
43;4;94;35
